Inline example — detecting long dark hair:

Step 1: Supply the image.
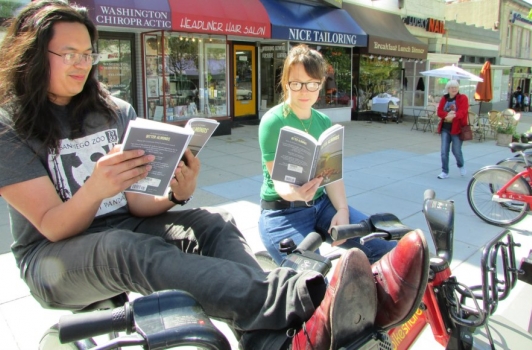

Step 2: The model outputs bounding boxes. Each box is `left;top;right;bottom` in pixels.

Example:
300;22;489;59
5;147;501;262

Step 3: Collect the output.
0;0;117;154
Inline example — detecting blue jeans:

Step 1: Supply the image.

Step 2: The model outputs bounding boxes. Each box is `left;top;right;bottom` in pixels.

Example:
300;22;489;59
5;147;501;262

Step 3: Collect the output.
259;195;397;265
440;128;464;174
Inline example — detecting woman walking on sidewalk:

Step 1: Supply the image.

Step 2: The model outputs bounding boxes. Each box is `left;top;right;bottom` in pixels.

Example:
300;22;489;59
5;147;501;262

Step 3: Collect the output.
436;80;468;179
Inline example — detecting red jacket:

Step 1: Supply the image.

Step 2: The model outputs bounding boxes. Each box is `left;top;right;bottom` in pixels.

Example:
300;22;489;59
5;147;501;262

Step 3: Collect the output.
437;93;469;135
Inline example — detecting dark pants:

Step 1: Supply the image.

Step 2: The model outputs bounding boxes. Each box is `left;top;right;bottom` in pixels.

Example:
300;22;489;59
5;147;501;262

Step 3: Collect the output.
23;207;323;348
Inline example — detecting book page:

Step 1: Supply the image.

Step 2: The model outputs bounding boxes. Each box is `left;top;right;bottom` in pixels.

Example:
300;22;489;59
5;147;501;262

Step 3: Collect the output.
271;126;318;186
185;118;220;156
121;118;193;196
315;125;344;186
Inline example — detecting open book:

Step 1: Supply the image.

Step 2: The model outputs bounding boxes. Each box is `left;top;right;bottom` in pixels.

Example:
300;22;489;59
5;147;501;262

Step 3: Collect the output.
271;124;344;187
121;117;219;196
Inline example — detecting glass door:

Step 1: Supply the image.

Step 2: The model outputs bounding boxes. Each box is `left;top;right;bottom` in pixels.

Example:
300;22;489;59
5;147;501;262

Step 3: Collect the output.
97;33;136;110
233;44;256;118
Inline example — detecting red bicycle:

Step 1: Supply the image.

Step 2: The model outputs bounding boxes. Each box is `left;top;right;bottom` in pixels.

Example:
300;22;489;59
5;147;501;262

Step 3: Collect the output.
467;142;532;226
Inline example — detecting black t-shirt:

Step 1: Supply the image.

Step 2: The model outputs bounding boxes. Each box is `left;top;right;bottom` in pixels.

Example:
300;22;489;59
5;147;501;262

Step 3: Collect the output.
442;94;456;131
0;97;135;269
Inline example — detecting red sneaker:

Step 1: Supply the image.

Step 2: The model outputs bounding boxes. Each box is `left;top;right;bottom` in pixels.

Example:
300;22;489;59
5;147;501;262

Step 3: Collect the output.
372;229;429;330
291;248;377;349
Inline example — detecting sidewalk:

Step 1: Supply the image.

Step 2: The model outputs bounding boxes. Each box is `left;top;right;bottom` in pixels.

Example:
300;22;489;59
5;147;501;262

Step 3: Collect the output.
1;114;532;349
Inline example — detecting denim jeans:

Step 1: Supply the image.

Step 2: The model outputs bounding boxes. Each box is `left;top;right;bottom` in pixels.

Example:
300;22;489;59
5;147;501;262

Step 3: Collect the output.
22;208;325;348
259;195;397;265
440;128;464;174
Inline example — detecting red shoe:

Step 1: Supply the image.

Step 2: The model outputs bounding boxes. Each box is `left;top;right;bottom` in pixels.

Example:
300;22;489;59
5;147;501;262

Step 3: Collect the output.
372;229;429;330
291;248;377;350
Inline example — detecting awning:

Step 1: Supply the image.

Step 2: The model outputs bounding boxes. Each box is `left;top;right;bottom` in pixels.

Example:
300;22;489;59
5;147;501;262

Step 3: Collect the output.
72;0;271;38
342;4;427;59
260;0;367;47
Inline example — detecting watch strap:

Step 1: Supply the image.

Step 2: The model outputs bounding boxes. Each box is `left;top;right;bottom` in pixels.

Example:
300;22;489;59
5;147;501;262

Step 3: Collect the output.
168;191;192;206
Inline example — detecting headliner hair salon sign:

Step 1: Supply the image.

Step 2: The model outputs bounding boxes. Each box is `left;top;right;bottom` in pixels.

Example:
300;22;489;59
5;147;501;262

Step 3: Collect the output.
74;0;270;38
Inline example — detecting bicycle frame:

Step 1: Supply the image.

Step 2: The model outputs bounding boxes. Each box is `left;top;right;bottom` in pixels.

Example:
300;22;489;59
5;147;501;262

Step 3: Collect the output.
388;230;520;350
494;166;532;206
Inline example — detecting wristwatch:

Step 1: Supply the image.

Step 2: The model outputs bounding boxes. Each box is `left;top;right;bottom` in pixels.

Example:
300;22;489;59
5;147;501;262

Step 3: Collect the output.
168;191;192;206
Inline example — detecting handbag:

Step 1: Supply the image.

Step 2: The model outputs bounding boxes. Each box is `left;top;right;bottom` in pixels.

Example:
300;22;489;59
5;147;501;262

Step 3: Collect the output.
459;124;473;141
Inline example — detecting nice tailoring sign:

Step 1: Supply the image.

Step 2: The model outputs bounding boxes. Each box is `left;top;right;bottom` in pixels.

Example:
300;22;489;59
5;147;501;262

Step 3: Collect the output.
75;0;270;38
285;27;359;45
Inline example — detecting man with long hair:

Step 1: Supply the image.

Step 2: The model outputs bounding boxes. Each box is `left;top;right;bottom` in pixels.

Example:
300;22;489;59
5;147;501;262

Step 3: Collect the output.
0;1;427;349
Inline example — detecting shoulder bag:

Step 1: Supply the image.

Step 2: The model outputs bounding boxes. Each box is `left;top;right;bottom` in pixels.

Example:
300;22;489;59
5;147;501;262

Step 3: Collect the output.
459;122;473;141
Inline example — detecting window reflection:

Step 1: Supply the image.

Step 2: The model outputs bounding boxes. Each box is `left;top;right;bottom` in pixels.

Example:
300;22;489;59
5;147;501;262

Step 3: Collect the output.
143;33;227;122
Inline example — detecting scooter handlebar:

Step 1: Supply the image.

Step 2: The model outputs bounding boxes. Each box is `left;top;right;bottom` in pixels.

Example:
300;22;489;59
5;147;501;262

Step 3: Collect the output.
330;220;372;241
295;231;325;253
59;304;131;344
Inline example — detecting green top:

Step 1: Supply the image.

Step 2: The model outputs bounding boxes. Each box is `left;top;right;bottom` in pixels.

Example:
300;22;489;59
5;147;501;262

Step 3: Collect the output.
258;103;332;201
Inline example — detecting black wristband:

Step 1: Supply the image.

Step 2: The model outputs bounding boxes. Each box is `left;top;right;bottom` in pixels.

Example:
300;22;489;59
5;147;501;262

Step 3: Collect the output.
168;191;192;206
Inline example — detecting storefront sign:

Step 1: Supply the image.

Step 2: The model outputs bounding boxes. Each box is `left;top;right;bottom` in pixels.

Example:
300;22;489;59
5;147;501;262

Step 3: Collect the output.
74;0;172;29
175;16;267;37
74;0;270;38
403;16;445;34
369;37;426;60
510;11;532;26
95;6;171;29
261;45;286;59
282;27;357;45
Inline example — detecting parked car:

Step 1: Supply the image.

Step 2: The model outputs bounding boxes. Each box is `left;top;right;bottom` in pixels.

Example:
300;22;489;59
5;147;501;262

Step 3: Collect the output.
175;79;198;99
372;93;400;106
236;88;252;100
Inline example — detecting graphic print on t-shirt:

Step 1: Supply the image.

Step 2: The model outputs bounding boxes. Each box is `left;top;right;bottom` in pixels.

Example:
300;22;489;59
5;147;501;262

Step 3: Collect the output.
444;100;457;112
49;128;127;216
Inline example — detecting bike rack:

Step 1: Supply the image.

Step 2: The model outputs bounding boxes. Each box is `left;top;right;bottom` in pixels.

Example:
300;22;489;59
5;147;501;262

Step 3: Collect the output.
445;230;520;328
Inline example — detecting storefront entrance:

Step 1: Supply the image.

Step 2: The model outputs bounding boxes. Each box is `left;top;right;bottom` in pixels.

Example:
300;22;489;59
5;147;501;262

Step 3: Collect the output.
97;32;137;111
233;44;257;118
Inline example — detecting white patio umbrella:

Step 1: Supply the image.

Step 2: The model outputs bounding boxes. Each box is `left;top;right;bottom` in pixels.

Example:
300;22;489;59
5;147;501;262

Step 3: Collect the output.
420;65;483;82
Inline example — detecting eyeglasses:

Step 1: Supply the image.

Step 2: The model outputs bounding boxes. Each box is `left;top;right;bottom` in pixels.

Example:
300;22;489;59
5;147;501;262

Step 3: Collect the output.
48;50;101;65
288;81;322;92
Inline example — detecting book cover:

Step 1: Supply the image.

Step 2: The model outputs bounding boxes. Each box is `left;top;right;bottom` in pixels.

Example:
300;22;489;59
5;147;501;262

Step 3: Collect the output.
271;125;344;186
121;118;193;196
185;118;220;156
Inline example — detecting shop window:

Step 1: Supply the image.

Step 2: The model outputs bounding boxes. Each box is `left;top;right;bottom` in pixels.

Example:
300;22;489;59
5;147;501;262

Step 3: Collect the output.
258;43;352;110
359;56;402;109
259;43;287;109
314;45;352;109
143;32;227;122
97;33;136;109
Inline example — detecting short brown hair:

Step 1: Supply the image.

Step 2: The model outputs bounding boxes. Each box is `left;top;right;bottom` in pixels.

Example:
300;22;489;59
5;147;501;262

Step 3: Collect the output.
279;44;327;102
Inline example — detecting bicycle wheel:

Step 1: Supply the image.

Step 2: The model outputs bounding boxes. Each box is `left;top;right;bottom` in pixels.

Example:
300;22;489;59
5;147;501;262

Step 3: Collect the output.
255;251;279;271
467;166;530;226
